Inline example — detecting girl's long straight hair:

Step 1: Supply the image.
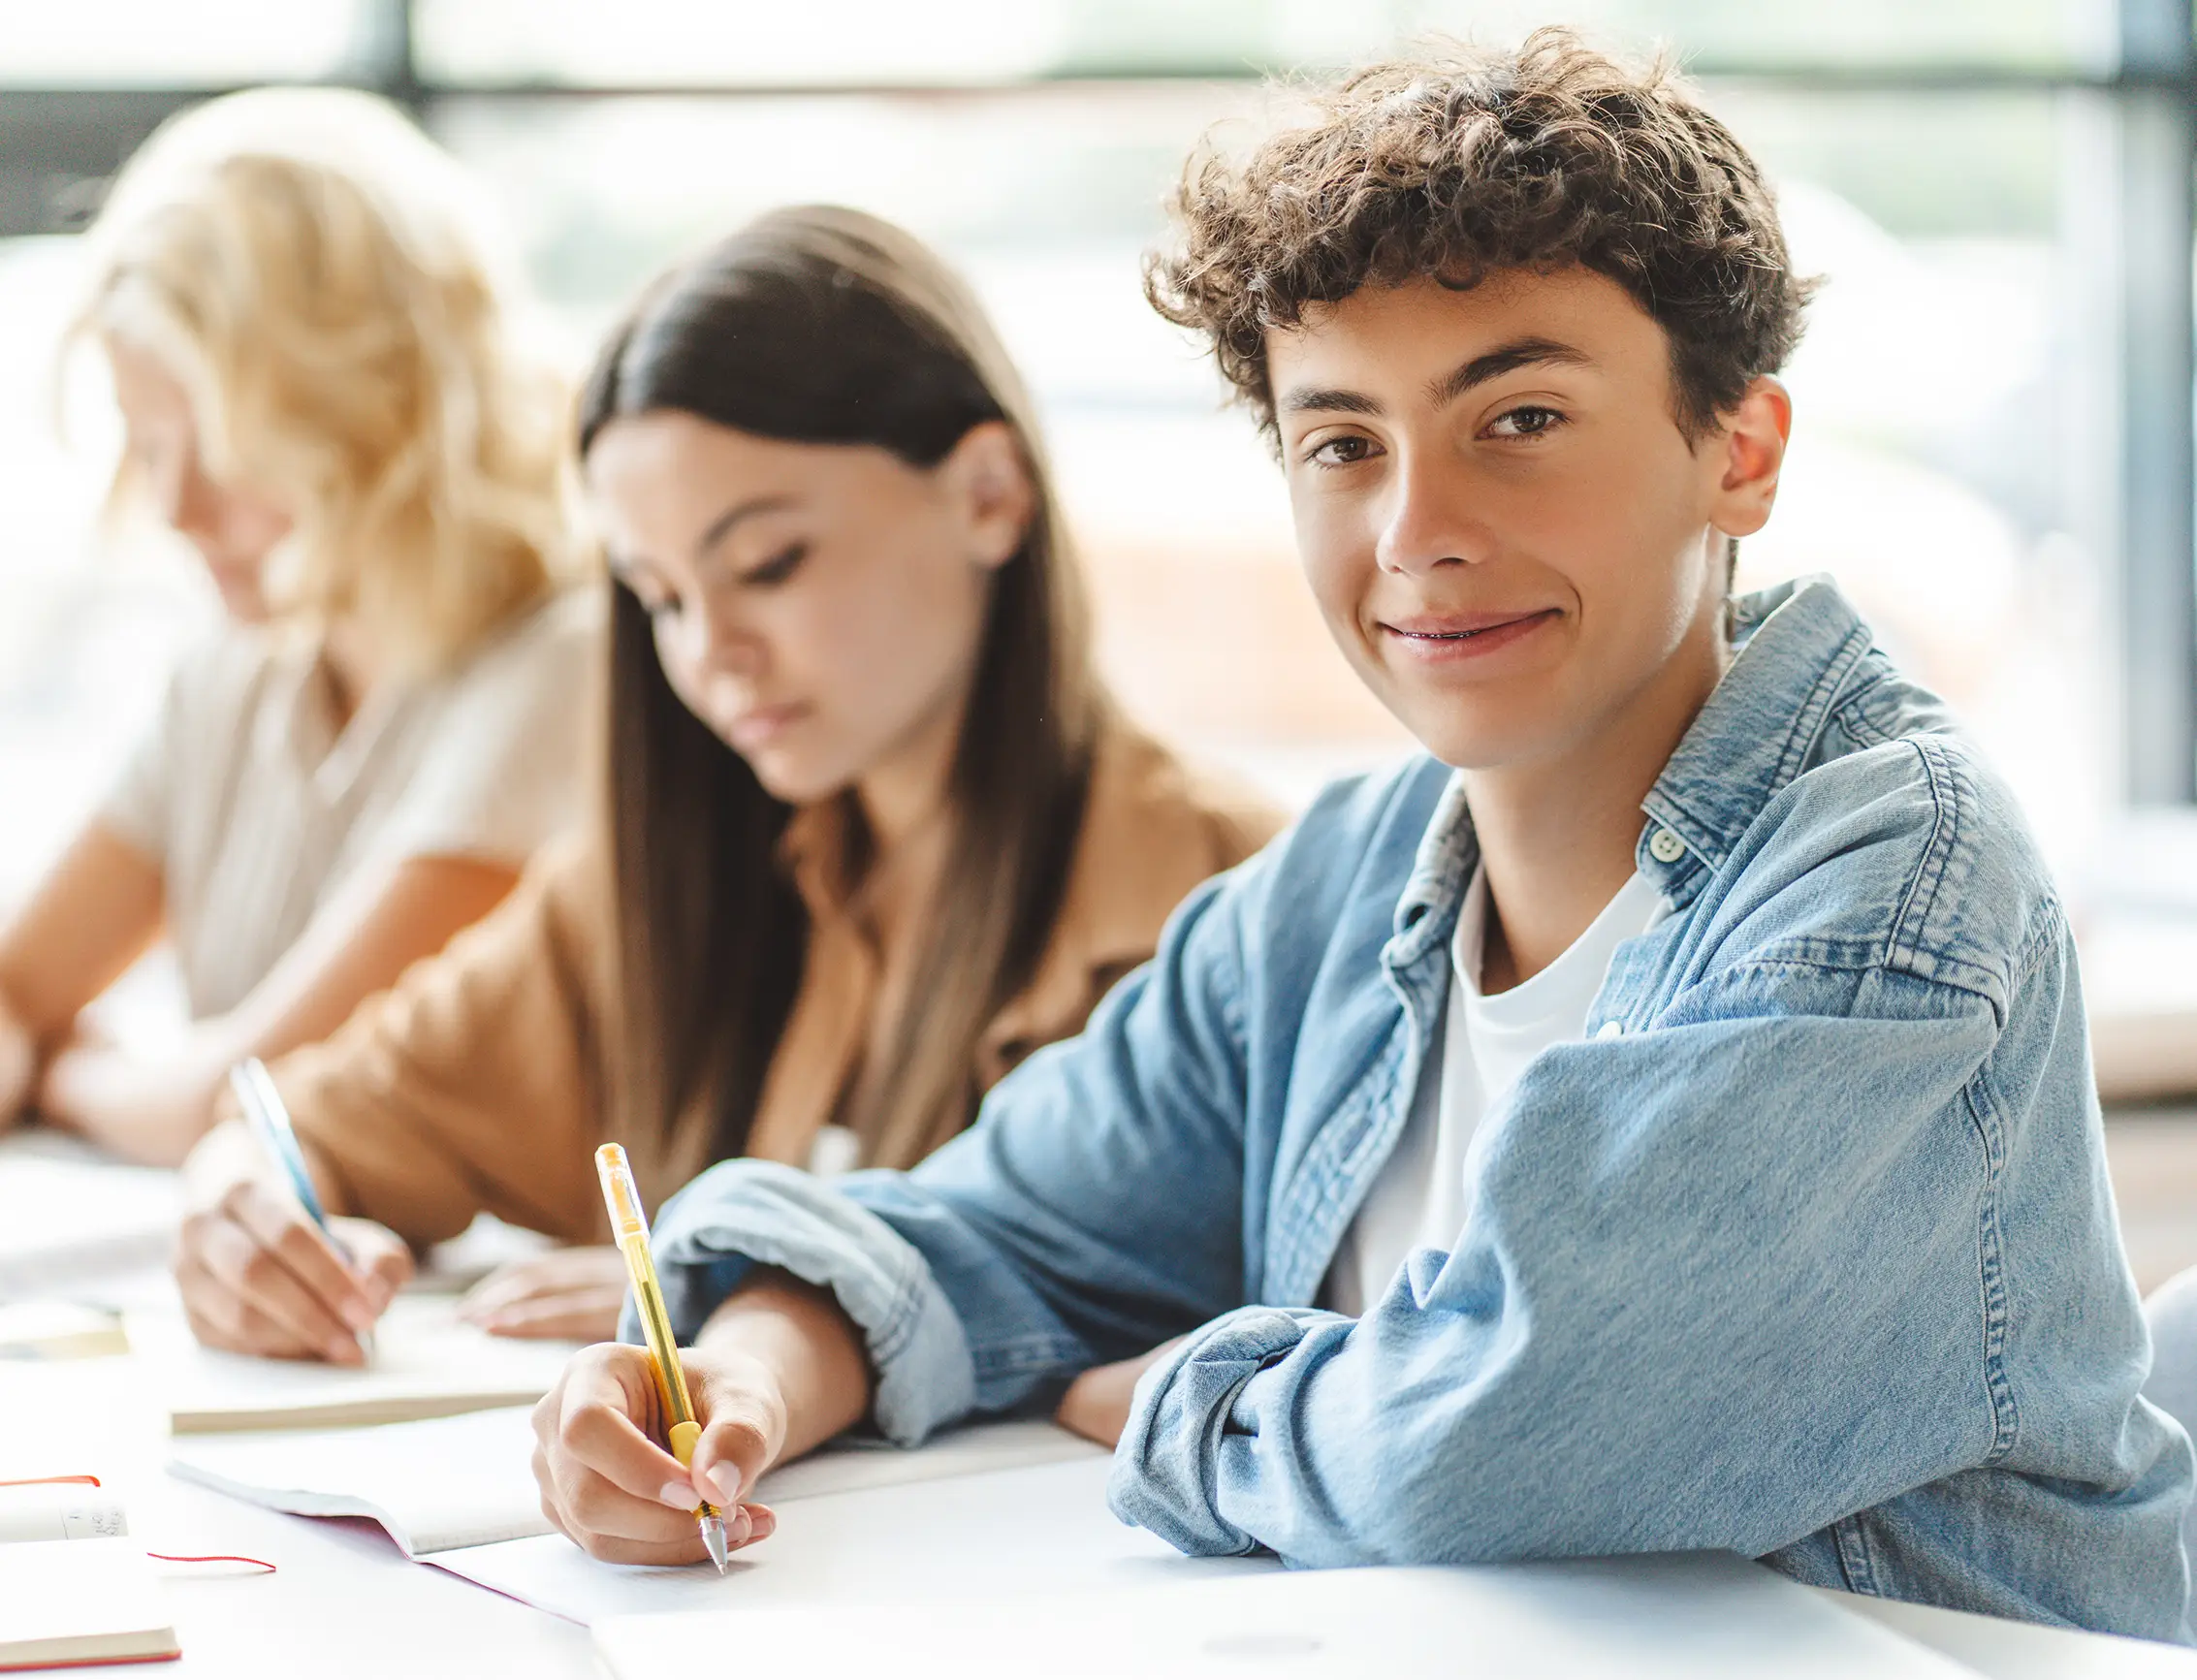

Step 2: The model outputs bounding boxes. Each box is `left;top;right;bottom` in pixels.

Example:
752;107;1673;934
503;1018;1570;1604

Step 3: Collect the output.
580;206;1100;1187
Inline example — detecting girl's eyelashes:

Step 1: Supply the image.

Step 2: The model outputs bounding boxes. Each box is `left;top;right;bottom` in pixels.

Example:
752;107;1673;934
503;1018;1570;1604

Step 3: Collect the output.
614;537;807;612
1483;403;1567;439
740;540;808;587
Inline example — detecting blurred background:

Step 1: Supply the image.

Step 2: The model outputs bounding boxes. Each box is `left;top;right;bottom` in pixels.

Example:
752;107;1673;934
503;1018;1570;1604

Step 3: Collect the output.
4;2;2197;1266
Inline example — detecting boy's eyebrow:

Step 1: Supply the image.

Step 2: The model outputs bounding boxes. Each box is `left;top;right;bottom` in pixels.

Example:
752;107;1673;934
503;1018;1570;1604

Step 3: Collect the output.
1279;384;1385;418
1426;335;1597;408
1277;335;1598;420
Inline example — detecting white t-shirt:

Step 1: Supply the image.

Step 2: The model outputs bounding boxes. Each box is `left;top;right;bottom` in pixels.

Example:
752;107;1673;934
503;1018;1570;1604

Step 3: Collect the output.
1322;860;1670;1316
99;589;599;1021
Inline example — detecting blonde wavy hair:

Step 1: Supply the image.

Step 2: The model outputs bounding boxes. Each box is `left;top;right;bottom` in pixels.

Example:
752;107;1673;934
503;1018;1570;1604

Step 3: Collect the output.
73;86;582;673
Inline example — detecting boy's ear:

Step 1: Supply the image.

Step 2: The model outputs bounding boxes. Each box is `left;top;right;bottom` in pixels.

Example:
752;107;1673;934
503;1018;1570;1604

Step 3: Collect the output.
1706;375;1791;541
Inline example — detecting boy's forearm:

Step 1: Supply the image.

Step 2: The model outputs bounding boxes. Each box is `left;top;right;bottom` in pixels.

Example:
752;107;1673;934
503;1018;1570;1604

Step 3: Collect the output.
695;1271;875;1466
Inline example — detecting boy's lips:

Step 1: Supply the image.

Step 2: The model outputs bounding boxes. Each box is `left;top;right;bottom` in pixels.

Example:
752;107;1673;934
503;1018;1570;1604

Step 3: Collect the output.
1379;607;1561;661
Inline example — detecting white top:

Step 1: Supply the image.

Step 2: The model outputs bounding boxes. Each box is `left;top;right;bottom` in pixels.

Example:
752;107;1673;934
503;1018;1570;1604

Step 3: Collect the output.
99;589;598;1020
1322;860;1669;1316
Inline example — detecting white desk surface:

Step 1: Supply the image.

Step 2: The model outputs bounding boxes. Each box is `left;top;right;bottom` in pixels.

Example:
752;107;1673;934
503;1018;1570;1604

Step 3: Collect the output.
3;1269;2193;1675
1833;1589;2197;1678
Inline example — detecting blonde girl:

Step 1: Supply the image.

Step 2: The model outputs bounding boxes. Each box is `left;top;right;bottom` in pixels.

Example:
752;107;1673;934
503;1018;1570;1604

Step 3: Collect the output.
0;88;595;1164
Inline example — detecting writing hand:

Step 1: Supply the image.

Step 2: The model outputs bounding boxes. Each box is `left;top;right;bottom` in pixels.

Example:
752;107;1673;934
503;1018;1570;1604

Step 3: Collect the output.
531;1342;780;1566
459;1245;629;1343
175;1133;411;1363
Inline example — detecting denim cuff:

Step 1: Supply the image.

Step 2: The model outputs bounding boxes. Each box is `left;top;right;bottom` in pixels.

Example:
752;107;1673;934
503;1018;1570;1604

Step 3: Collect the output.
1107;1305;1326;1556
628;1159;979;1446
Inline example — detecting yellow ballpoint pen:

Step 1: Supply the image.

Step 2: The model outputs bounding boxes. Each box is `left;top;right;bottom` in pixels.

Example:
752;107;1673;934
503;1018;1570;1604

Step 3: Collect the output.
595;1143;731;1573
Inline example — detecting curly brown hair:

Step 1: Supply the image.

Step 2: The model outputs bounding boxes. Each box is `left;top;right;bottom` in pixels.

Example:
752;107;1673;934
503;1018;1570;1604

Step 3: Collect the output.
1146;28;1813;444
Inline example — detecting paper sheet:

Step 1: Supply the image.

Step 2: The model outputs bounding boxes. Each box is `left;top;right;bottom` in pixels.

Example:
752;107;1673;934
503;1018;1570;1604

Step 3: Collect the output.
127;1297;581;1432
170;1406;1101;1564
589;1555;1981;1680
168;1408;547;1555
432;1452;1249;1627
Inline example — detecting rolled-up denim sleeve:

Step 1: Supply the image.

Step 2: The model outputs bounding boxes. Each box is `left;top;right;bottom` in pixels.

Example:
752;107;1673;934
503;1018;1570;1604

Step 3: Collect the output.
637;863;1262;1445
635;1162;982;1444
1111;956;2109;1566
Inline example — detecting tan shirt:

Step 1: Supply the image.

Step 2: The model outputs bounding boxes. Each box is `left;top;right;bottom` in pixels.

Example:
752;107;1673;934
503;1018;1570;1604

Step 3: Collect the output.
102;591;599;1019
277;720;1282;1248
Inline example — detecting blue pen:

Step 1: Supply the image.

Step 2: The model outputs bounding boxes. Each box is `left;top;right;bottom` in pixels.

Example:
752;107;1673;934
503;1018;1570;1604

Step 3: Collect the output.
228;1058;374;1356
229;1059;328;1226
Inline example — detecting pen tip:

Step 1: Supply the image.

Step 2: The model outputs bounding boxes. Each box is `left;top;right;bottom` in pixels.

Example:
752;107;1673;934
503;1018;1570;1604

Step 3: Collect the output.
701;1514;730;1574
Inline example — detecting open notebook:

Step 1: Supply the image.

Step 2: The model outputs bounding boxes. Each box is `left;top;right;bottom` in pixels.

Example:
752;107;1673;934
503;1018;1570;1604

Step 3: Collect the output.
126;1298;582;1433
0;1484;177;1671
167;1407;1104;1558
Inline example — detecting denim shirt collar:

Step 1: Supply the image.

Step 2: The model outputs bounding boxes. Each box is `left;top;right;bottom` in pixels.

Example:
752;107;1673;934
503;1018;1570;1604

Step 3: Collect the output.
1387;576;1875;966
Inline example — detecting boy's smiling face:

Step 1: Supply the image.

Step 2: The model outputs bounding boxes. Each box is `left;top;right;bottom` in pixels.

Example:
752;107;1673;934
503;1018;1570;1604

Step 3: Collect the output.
1268;267;1788;773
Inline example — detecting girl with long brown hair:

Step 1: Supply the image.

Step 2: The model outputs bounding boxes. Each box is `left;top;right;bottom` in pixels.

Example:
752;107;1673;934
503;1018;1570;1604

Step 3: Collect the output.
169;206;1278;1361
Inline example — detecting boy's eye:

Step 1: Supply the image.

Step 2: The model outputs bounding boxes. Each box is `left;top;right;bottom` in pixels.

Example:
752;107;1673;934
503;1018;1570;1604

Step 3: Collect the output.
1306;434;1381;468
743;541;808;586
1485;404;1565;439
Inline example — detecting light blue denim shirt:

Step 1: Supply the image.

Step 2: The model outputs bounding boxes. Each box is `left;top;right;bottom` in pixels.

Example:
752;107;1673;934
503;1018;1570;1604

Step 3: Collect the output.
639;578;2192;1640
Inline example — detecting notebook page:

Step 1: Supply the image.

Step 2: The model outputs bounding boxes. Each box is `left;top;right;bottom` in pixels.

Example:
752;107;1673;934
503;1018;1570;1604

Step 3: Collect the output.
169;1411;1099;1559
431;1452;1229;1627
0;1482;129;1543
0;1538;178;1668
168;1408;546;1556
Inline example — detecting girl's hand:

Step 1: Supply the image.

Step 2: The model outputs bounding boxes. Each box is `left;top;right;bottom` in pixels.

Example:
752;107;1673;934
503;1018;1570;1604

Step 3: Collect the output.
459;1246;630;1343
174;1126;413;1363
0;1002;32;1129
531;1341;781;1566
1054;1338;1188;1449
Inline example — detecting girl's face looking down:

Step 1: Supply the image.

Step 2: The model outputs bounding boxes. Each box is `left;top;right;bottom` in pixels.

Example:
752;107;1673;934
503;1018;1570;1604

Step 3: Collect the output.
104;335;293;621
587;410;1034;813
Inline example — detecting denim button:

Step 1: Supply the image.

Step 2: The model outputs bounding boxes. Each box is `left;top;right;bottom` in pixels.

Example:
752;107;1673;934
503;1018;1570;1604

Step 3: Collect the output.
1647;828;1686;864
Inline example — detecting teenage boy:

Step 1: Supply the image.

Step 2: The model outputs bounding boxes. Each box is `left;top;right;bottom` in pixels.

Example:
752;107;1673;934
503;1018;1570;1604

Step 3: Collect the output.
532;32;2190;1638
